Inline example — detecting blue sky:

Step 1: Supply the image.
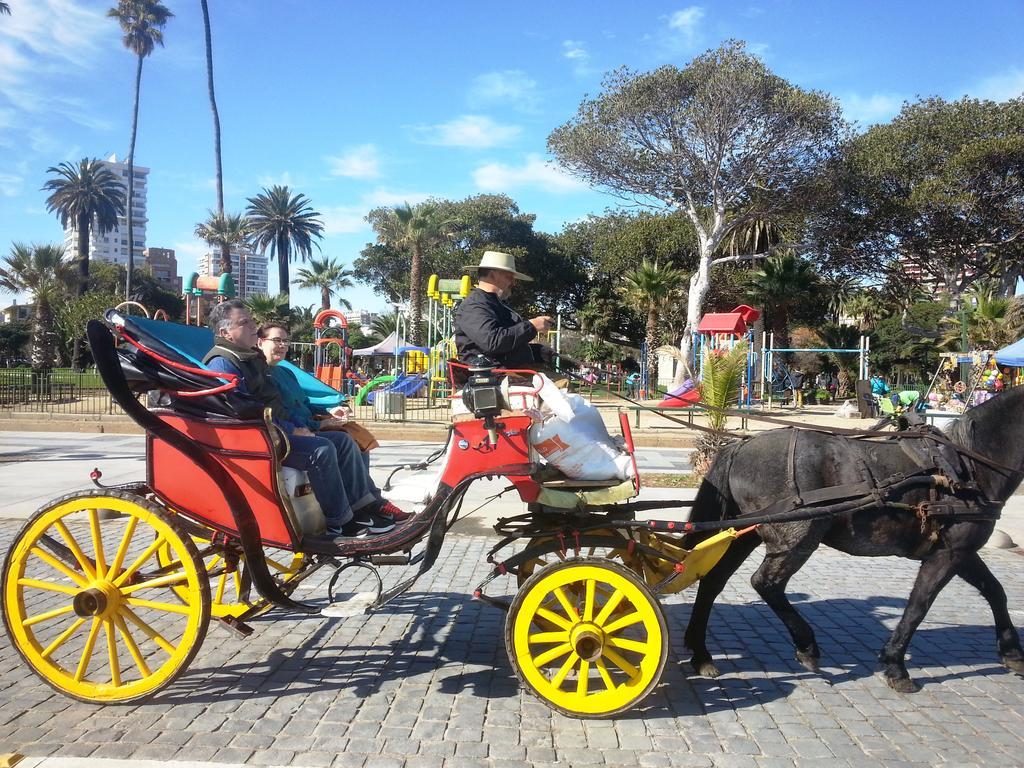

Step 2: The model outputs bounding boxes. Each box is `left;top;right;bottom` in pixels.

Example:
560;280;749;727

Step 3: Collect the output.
1;0;1022;313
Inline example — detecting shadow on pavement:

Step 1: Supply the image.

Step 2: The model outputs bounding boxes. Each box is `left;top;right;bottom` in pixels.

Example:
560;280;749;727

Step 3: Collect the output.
152;589;1018;713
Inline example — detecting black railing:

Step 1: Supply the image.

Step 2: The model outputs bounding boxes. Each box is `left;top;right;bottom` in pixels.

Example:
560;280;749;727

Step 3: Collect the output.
0;368;125;416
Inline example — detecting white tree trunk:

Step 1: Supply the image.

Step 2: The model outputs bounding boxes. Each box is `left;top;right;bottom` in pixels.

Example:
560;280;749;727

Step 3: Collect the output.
675;233;716;385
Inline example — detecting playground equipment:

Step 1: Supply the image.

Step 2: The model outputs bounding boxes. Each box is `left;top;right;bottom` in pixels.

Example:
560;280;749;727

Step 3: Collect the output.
426;275;471;401
312;310;352;394
114;301;150;318
760;332;869;409
659;305;761;408
183;273;235;326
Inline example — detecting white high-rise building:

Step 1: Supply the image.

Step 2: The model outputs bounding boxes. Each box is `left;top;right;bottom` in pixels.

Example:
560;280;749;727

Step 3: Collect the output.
62;154;148;266
344;309;378;328
197;248;268;298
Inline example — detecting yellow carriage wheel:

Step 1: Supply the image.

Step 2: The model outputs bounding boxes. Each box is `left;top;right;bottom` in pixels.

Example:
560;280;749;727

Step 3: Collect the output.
517;530;632;586
1;491;210;703
506;558;668;718
157;534;304;620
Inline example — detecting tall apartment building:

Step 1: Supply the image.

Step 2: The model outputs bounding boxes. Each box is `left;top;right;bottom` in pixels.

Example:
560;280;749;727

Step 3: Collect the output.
143;247;181;293
197;248;268;298
62;154;148;266
344;309;378;328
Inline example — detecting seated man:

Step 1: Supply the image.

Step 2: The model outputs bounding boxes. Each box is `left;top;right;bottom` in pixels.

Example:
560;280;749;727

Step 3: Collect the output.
454;250;553;368
255;322;408;522
203;299;393;540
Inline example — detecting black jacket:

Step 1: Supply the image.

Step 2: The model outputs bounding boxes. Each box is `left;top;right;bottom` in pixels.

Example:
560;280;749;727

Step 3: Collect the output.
454;287;537;367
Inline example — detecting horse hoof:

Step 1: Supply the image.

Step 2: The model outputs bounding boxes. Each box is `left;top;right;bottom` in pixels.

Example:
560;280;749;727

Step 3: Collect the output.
690;658;721;678
795;650;820;673
1002;656;1024;676
884;675;920;693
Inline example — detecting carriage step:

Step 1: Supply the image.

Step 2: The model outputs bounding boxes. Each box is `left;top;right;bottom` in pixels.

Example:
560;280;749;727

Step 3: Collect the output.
321;590;377;618
218;616;254;637
370;554;410;565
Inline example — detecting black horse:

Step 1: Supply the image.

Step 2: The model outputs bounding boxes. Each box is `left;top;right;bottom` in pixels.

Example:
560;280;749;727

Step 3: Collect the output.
683;384;1024;692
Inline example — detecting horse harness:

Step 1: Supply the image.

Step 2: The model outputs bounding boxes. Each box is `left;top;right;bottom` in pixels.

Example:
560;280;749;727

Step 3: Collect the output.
728;425;1006;556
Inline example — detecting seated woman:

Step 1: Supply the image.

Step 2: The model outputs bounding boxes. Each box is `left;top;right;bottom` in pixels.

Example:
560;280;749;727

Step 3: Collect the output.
256;322;410;524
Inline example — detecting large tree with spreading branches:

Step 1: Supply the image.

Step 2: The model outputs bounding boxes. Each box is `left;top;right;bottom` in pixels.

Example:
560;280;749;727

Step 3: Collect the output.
549;41;845;378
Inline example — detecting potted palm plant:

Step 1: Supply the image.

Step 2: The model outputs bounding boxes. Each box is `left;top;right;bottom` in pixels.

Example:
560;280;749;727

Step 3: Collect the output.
691;341;748;477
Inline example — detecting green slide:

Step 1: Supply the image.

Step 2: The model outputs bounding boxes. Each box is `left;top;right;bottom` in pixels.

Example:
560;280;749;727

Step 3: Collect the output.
353;375;396;406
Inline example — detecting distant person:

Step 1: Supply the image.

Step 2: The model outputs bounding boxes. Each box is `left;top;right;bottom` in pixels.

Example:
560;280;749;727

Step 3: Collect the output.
790;367;806;409
626;371;641;398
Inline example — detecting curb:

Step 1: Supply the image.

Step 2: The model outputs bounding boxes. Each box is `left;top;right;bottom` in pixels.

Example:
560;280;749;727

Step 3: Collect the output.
0;417;697;447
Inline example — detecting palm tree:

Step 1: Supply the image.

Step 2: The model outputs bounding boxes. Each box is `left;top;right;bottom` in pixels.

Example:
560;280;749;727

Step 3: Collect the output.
369;312;398;342
245;186;324;314
691;342;748;476
194;211;248;275
107;0;172;302
744;253;819;348
373;201;445;345
820;273;858;325
621;260;685;390
941;281;1024;350
242;293;290;326
0;3;11;15
43;159;125;297
199;0;223;217
843;289;885;332
292;257;354;312
817;324;862;398
0;244;74;369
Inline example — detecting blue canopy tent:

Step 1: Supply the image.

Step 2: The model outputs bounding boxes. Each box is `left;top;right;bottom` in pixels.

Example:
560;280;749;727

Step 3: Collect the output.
995;337;1024;367
126;316;344;409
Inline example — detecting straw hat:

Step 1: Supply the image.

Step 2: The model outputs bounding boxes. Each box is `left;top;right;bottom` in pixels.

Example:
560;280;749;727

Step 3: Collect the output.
462;250;533;282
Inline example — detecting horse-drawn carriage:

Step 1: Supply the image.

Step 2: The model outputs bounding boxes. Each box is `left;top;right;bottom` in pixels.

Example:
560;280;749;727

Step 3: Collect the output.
0;314;748;717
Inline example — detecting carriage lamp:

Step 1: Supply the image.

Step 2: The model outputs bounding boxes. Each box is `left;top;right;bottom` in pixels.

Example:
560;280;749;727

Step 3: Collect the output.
463;365;504;444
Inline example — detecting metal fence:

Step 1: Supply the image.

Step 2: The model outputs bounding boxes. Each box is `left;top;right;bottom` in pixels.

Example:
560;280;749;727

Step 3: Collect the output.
0;368;125;416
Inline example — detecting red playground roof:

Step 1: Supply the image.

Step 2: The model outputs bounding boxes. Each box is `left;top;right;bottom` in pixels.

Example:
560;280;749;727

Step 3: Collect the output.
696;305;761;335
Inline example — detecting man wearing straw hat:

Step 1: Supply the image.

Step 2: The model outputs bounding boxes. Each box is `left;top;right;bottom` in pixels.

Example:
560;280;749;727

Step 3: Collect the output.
454;250;553;368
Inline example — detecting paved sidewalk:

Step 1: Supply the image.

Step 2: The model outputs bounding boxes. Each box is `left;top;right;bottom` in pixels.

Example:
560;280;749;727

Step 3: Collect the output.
1;520;1023;767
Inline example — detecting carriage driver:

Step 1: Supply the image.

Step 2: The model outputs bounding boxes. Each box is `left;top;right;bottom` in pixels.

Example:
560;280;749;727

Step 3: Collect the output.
453;250;553;368
203;299;395;540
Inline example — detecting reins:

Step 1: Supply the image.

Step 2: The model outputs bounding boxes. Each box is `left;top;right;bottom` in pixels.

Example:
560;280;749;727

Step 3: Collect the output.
562;369;1021;479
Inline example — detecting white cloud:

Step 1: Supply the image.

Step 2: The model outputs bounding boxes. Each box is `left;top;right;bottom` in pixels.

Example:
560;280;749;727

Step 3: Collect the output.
0;0;113;89
668;6;705;44
411;115;521;148
469;70;540;112
326;144;382;179
841;93;905;127
473;154;589;194
562;40;589;62
320;206;370;236
970;68;1024;101
362;188;431;208
172;240;209;261
0;172;23;197
256;171;308;189
320;189;432;236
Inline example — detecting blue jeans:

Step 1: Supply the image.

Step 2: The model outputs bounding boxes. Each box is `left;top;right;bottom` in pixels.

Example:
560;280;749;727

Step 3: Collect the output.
315;429;380;511
284;433;354;529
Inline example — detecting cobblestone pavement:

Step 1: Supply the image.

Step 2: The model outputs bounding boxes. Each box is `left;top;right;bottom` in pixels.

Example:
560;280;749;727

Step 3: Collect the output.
1;518;1023;768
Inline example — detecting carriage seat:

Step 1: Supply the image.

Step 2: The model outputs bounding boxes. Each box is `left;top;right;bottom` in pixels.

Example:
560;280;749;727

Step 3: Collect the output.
280;467;327;536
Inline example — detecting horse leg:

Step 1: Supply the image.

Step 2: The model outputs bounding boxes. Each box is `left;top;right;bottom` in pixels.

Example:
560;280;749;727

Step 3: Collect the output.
878;548;964;693
956;551;1024;675
749;539;824;673
684;534;762;678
